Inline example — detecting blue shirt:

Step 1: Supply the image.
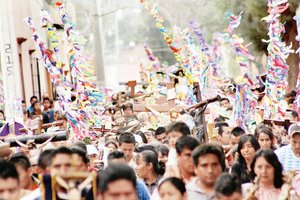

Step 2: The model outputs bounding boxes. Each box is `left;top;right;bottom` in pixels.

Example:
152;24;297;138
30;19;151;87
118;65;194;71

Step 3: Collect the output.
27;106;34;114
45;109;55;123
136;180;151;200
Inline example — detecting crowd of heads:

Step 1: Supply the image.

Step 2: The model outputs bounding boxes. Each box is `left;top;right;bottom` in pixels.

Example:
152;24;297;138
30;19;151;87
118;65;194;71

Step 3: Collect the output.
0;91;300;200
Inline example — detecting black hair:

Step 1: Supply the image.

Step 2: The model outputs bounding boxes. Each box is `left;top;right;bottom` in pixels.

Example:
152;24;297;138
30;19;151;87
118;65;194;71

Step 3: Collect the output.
42;97;51;102
38;149;54;170
291;110;298;119
287;98;295;105
71;95;77;102
104;108;113;114
49;147;73;165
192;143;226;171
147;128;156;133
23;109;30;116
155;127;166;136
136;145;157;154
72;140;87;154
31;101;41;109
30;95;38;103
136;131;148;144
237;134;260;167
250;149;284;188
118;132;136;144
157;145;169;157
71;147;89;164
175;136;199;155
9;152;31;170
174;69;185;85
166;121;190;136
107;151;126;161
158;177;186;195
121;103;133;111
214;173;241;198
214;116;229;123
139;150;165;175
220;98;230;103
291;90;297;97
285;92;293;99
254;124;274;149
231;127;245;137
0;110;5;119
98;163;137;193
0;159;19;182
215;122;229;136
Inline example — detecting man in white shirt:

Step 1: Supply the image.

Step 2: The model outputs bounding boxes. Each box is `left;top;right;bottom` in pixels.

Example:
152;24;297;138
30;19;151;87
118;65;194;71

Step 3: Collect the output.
275;123;300;172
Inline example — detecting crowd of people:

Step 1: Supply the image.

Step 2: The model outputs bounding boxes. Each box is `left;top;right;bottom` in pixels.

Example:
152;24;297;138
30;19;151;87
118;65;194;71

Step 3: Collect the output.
0;90;300;200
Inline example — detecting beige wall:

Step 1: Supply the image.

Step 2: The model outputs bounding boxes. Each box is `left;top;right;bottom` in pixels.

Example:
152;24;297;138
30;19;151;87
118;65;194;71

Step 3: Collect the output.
11;0;49;105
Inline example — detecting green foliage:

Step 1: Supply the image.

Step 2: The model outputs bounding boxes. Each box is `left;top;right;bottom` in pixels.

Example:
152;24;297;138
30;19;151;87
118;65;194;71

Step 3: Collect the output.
229;0;299;54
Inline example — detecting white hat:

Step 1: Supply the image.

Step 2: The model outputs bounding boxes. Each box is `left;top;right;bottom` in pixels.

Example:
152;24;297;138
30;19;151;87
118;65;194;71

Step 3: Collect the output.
86;144;99;156
288;123;300;137
134;134;143;144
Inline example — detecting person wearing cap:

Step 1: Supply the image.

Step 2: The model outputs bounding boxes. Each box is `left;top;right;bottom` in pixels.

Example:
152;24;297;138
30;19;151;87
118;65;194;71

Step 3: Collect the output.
275;123;300;172
86;144;100;172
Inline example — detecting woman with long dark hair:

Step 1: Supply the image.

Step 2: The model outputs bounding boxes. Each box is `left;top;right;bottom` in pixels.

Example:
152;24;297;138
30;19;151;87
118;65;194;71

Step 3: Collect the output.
245;149;285;199
231;134;260;183
136;150;165;194
254;125;275;150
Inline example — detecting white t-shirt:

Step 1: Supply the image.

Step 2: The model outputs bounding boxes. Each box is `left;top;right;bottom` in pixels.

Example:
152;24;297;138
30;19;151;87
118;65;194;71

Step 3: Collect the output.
166;148;177;167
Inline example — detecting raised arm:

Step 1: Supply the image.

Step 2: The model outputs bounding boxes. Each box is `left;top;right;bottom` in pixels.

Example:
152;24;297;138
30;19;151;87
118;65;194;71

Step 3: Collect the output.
38;133;56;150
145;105;162;118
14;139;29;148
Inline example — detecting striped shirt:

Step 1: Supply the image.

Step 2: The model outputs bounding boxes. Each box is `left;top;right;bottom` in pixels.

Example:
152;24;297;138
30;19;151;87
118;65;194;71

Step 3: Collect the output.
275;144;300;172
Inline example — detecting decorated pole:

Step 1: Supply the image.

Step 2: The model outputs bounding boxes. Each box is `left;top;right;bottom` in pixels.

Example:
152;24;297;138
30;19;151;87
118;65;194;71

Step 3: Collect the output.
144;45;161;93
225;12;256;128
293;15;300;115
138;0;194;87
262;0;293;118
190;21;222;81
26;2;104;140
294;16;300;86
225;12;255;71
55;1;103;139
